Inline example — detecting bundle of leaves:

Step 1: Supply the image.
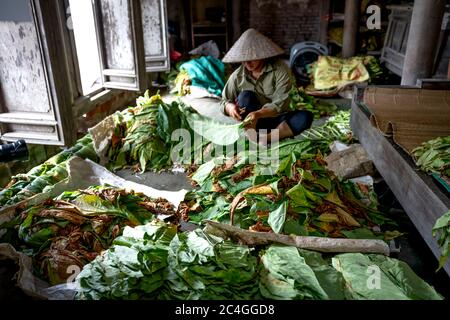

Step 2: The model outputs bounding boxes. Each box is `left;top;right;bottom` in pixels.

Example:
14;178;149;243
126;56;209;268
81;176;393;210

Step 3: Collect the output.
330;253;442;300
432;210;450;271
289;87;337;120
259;245;343;300
162;60;187;89
364;56;384;83
298;111;353;149
76;221;260;300
77;221;177;300
412;135;450;180
172;70;191;96
160;229;259;299
0;135;98;207
76;221;442;300
0;186;176;285
104;92;193;172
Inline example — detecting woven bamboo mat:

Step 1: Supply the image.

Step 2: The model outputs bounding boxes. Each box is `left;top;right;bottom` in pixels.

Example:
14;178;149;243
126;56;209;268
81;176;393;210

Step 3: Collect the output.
363;87;450;154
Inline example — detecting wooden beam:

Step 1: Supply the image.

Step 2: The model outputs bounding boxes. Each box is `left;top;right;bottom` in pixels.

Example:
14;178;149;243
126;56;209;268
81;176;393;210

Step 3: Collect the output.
319;0;330;46
350;91;450;277
417;78;450;90
231;0;241;43
342;0;360;58
401;0;446;85
32;0;78;146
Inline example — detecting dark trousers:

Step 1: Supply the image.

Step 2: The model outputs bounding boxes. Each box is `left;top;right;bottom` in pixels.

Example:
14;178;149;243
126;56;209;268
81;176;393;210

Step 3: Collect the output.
237;90;313;136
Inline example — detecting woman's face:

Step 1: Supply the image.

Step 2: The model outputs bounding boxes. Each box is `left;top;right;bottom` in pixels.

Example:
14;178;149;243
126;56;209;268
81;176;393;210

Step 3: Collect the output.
243;60;265;72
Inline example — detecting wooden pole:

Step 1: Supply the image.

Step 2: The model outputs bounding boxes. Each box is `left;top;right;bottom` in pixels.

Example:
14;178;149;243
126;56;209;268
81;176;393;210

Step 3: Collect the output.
401;0;446;86
319;0;330;46
231;0;241;43
205;221;390;255
342;0;361;58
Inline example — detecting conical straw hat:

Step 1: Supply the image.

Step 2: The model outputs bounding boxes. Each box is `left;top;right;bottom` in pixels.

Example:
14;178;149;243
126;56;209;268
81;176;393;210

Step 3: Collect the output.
222;28;284;63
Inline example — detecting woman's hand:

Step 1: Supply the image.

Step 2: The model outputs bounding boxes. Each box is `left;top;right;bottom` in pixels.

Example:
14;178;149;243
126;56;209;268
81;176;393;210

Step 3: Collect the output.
244;111;260;129
225;103;244;121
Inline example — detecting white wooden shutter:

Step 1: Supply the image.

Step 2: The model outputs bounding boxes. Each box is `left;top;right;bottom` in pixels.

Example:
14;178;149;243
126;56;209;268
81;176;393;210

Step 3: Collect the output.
93;0;147;91
0;0;77;146
141;0;170;72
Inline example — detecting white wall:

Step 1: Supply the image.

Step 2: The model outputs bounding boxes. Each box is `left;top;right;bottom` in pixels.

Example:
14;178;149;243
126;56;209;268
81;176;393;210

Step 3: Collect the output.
0;0;32;22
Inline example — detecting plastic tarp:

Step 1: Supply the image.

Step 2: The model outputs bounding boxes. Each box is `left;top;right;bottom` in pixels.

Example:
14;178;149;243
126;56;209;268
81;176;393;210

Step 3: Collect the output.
179;56;225;97
312;56;370;91
0;157;188;300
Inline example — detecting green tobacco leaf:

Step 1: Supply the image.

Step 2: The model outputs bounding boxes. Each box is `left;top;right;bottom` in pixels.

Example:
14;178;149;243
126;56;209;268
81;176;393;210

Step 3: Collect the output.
432;210;450;270
332;253;443;300
341;228;383;240
23;226;55;248
283;219;308;236
287;184;312;207
188;196;230;224
191;159;217;185
260;245;329;300
268;201;288;234
433;211;450;231
316;177;332;192
186;112;244;146
72;194;121;215
269;179;281;195
297;249;347;300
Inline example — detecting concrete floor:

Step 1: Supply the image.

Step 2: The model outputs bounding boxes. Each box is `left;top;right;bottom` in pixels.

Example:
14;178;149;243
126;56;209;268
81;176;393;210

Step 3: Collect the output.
115;170;193;192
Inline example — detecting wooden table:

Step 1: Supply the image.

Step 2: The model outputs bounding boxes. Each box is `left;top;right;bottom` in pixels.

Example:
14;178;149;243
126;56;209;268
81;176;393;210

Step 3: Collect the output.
350;91;450;277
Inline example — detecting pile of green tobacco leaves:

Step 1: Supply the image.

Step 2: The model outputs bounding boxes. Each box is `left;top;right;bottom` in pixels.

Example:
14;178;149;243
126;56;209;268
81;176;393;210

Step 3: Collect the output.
104;92;195;172
412;135;450;180
77;220;260;300
432;210;450;271
76;221;442;300
289;87;338;120
0;186;176;285
298;111;353;150
0;135;98;208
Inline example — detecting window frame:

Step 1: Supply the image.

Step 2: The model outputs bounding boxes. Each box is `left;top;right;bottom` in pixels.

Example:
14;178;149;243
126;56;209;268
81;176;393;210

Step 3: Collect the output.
0;0;170;146
64;0;133;116
143;0;171;73
0;0;77;146
92;0;148;92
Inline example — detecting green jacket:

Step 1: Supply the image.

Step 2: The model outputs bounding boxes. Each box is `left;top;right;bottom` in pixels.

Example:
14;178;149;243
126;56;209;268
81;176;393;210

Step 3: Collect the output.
220;59;294;115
